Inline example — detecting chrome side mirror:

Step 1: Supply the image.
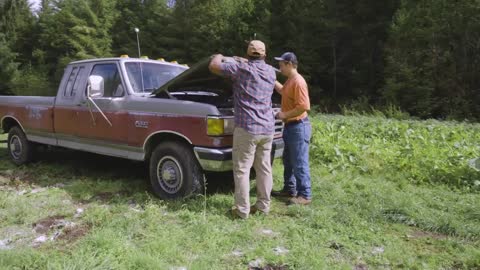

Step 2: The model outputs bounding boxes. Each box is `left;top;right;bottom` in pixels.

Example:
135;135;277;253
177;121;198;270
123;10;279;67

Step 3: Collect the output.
87;75;104;98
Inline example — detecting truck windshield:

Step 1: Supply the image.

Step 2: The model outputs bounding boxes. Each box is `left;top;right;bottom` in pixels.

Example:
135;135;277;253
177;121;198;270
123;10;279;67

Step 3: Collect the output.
125;62;187;93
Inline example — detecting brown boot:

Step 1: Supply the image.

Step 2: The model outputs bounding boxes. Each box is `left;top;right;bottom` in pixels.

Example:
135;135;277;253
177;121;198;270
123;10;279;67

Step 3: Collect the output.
229;208;247;219
288;196;312;205
250;205;268;215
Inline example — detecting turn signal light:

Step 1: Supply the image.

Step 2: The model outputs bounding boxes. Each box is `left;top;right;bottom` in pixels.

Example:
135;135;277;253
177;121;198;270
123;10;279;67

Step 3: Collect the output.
207;116;234;136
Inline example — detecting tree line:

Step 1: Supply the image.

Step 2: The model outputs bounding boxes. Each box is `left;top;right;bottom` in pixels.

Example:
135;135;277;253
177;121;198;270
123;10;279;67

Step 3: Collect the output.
1;0;479;120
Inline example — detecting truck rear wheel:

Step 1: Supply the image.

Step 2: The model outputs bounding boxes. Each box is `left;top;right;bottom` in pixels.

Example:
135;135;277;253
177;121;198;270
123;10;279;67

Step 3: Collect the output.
7;126;34;165
149;142;204;199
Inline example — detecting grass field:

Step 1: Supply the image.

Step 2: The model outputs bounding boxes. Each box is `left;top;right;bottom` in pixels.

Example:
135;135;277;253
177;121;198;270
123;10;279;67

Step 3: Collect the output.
0;114;479;269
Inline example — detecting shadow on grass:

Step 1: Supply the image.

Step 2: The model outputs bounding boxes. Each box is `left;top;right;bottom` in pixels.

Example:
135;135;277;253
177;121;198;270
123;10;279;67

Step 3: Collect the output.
0;145;235;212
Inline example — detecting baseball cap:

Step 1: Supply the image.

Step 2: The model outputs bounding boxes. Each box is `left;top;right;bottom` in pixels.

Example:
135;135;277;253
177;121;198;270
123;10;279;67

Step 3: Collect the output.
247;40;266;57
274;52;298;65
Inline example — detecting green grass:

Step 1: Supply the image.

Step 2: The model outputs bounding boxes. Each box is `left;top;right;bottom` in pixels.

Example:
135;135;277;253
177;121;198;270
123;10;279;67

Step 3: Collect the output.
0;115;479;269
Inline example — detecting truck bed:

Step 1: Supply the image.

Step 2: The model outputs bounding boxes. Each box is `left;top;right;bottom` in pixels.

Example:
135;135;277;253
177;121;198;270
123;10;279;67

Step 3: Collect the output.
0;96;56;140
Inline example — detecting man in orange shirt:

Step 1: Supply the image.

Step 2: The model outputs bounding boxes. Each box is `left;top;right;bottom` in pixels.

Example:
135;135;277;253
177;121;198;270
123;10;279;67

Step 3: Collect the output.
272;52;312;205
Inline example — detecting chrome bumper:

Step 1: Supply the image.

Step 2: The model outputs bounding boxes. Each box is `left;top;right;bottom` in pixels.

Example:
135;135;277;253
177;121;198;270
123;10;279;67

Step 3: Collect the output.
194;138;284;172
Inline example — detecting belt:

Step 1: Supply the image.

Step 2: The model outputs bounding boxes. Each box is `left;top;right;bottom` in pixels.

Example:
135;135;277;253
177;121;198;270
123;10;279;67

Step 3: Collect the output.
284;117;309;127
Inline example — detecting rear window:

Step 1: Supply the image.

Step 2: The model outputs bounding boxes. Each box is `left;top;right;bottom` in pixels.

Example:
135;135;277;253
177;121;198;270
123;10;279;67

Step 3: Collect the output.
64;66;85;97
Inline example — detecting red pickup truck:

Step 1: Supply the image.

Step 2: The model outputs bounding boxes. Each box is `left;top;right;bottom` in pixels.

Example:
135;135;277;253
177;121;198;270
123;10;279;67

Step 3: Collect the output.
0;57;284;199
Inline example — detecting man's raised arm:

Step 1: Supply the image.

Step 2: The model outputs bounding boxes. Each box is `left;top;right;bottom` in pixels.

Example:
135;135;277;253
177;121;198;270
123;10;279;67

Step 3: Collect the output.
209;54;224;76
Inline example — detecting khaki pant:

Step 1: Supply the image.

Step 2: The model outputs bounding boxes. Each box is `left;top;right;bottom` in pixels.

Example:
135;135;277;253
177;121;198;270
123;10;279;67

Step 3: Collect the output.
232;127;274;218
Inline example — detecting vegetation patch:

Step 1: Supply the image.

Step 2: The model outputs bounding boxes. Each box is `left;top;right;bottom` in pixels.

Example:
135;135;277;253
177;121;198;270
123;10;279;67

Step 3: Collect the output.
0;114;479;269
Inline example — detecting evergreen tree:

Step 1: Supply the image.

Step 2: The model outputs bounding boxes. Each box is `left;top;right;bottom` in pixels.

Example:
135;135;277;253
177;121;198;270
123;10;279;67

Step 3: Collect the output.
37;0;117;82
0;0;35;65
111;0;172;59
384;0;480;119
0;0;35;95
0;33;19;95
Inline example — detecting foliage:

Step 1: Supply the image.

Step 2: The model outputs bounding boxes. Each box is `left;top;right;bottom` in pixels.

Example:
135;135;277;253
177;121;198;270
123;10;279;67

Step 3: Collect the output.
310;114;480;189
2;0;480;120
384;0;480;120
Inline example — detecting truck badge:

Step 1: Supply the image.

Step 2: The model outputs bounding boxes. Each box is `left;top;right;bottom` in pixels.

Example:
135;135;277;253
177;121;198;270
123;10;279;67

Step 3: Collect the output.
135;120;149;128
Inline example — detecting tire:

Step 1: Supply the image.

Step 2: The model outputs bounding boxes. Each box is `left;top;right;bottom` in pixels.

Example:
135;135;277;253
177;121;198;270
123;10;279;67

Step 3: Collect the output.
205;171;234;193
149;142;204;199
7;126;34;165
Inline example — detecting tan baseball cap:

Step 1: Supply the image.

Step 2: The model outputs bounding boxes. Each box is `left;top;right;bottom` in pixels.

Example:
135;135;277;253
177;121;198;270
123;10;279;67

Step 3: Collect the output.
247;40;266;56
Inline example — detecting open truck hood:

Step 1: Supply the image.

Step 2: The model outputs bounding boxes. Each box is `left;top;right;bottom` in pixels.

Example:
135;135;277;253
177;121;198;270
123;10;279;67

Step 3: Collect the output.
152;57;233;97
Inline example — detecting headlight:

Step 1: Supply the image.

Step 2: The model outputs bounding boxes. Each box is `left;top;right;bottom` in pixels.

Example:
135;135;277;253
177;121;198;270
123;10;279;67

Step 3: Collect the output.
207;116;234;136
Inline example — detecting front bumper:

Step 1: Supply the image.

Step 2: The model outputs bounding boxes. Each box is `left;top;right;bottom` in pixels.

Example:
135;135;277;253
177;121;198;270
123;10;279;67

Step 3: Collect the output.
194;137;284;172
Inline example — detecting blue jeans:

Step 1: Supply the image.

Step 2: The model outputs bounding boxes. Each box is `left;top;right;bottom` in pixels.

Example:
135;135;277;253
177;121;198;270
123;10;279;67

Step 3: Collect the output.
282;117;312;199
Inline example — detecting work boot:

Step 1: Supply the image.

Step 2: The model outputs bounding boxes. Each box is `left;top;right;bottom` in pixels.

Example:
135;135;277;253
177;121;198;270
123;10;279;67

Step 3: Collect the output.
250;205;268;216
288;196;312;206
271;190;296;198
229;208;247;220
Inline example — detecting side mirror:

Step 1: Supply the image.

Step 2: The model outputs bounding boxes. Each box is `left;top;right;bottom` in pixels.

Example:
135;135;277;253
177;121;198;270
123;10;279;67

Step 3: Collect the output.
87;75;104;98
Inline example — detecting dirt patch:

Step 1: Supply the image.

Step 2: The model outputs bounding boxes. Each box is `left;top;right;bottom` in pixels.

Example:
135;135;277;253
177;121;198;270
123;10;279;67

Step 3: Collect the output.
0;175;10;185
354;264;368;270
32;215;66;234
81;191;131;203
11;171;36;184
249;265;289;270
0;170;38;189
31;216;90;246
329;241;344;250
92;192;115;202
57;224;90;243
256;228;280;237
407;229;449;240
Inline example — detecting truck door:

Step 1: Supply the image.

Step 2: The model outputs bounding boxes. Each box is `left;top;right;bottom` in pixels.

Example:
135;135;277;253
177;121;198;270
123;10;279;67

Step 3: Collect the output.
75;62;130;150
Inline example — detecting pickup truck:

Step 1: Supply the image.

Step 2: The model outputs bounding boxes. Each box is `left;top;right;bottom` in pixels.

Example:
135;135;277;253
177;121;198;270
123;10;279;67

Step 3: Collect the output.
0;56;284;199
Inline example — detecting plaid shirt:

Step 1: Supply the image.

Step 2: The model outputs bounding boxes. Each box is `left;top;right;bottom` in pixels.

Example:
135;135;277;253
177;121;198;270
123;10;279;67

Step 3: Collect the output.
221;59;276;135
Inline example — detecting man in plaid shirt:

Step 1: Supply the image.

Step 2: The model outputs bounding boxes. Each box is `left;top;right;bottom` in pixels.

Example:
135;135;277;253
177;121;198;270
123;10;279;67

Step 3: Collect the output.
209;40;276;219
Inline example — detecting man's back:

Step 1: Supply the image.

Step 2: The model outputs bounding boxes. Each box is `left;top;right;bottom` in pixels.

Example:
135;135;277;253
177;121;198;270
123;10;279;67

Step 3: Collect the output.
222;59;276;135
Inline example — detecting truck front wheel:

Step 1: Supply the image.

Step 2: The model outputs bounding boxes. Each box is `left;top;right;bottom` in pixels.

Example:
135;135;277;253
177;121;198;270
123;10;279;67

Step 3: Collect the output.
149;142;204;199
7;126;34;165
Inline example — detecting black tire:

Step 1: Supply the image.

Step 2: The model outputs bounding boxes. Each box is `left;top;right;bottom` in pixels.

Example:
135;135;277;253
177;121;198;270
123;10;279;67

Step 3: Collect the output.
149;142;204;199
7;126;34;165
205;171;234;193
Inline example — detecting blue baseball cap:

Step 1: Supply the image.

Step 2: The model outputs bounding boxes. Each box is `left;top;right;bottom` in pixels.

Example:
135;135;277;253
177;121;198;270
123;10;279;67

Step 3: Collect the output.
274;52;298;64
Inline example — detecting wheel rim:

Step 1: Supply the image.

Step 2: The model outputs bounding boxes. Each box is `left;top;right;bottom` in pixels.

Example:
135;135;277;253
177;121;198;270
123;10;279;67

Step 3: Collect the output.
156;156;183;194
9;135;23;160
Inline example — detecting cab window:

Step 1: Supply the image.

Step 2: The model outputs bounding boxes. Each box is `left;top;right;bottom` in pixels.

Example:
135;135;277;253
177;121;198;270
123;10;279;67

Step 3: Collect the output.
90;64;124;97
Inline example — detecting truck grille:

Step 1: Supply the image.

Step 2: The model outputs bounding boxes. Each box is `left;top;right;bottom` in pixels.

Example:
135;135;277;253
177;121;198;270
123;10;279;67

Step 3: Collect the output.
273;108;284;136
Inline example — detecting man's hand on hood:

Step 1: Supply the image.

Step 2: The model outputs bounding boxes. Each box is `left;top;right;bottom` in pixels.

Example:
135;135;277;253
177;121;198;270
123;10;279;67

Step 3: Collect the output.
209;54;224;76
